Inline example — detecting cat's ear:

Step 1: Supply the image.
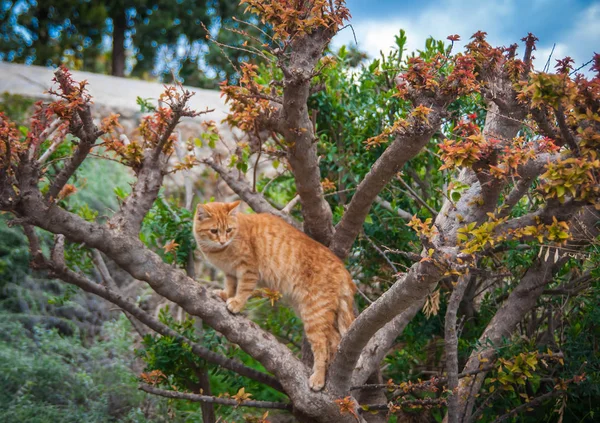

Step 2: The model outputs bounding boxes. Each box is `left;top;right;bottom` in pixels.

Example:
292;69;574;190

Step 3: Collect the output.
196;204;212;220
226;200;241;216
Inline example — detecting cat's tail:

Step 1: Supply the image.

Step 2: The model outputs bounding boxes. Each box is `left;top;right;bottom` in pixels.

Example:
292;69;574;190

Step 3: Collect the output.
336;274;356;337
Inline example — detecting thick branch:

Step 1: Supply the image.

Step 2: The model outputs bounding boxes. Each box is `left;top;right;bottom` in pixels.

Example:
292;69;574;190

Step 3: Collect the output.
531;107;559;141
280;27;336;245
499;153;558;218
329;257;445;392
36;235;284;392
351;301;423;387
331;115;443;259
444;275;470;423
555;104;580;155
110;154;164;234
455;254;563;422
436;62;527;240
499;199;584;234
139;384;292;410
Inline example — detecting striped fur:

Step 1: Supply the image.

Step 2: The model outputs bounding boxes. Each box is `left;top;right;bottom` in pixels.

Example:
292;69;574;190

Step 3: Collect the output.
193;201;356;391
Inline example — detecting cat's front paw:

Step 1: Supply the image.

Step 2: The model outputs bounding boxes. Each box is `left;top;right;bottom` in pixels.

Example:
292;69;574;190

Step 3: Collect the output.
226;297;245;314
308;372;325;391
215;289;229;301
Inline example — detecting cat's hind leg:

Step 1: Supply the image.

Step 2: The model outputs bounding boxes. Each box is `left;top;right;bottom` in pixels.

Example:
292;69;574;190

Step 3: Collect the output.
300;304;337;391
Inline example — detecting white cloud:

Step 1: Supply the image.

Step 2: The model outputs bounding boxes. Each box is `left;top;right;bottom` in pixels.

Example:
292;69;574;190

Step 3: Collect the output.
554;3;599;68
532;3;599;74
333;0;519;59
333;0;597;75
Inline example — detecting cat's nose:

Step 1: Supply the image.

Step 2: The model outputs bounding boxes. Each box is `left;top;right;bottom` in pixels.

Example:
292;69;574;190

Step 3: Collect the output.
219;240;226;245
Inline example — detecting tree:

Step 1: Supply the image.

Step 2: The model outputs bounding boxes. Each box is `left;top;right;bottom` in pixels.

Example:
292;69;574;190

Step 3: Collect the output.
0;0;108;71
0;0;259;85
1;1;599;422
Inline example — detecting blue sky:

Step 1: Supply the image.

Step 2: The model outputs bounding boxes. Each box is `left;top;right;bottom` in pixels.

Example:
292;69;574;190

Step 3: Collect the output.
332;0;599;72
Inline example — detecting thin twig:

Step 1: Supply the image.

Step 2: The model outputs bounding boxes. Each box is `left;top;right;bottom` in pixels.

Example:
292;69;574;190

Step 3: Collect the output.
374;196;412;221
361;397;446;412
397;176;438;218
543;43;556;73
38;136;66;164
362;233;399;273
252;128;263;192
281;194;301;214
570;57;595;76
139;384;292;410
339;24;358;45
489;390;563;423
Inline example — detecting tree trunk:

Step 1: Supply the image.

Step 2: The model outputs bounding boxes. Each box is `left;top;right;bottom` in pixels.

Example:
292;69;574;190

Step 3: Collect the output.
111;7;126;77
196;367;216;423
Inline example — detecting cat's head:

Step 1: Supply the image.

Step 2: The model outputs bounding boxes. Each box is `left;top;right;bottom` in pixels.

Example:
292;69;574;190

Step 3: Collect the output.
193;201;240;249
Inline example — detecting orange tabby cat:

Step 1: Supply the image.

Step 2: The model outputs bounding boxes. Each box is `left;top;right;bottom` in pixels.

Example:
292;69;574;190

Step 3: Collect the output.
193;201;356;391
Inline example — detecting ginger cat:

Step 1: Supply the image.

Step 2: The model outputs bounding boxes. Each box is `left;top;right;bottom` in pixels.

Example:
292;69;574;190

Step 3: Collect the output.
193;201;356;391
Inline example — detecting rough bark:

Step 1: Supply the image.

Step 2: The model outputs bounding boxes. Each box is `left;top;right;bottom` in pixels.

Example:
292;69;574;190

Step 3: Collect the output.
279;28;336;245
444;275;470;423
329;257;445;393
351;301;424;387
330;108;446;260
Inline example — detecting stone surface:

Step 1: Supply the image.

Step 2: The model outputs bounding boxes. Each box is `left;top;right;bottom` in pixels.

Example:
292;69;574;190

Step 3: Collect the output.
0;62;228;121
0;62;277;199
0;62;249;191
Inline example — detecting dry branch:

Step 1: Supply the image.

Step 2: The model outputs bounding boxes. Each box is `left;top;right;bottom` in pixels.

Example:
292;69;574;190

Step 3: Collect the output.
444;275;470;423
374;197;412;221
139;384;292;410
203;157;301;228
329;257;445;392
26;231;284;392
331;111;445;259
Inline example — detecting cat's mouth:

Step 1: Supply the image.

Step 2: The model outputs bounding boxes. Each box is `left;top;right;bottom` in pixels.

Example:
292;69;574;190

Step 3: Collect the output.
199;239;232;251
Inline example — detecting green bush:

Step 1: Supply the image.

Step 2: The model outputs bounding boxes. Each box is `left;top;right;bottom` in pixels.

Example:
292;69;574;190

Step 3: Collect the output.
0;314;164;423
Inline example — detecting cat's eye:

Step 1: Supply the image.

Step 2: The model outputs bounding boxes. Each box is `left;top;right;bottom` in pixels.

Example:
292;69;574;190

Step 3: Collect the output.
226;228;233;233
210;229;218;234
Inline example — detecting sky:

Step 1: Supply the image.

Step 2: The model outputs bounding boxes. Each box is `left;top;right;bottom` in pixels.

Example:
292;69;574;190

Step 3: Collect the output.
332;0;599;73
